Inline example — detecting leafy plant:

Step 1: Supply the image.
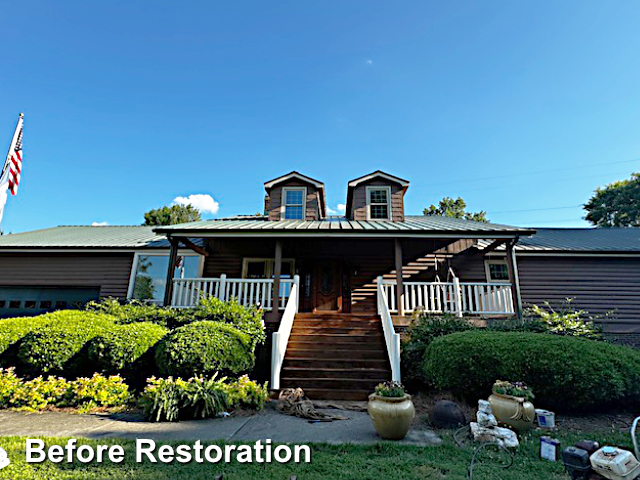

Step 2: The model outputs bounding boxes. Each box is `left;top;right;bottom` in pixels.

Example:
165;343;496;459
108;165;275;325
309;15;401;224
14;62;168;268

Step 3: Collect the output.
374;381;406;398
223;375;269;410
492;380;535;402
525;300;603;339
69;374;131;408
155;321;254;378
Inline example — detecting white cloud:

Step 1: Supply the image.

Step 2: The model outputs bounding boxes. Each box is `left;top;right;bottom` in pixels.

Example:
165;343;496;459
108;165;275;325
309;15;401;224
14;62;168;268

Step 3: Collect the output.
366;59;373;65
326;204;347;215
173;194;220;215
92;221;109;226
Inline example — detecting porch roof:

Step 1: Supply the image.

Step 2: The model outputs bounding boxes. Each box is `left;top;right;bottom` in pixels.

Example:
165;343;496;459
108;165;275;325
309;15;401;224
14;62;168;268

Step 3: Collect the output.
154;215;535;238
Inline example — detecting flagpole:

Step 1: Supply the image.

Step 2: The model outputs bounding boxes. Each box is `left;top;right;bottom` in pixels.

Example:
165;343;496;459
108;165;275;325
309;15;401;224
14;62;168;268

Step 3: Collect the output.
0;113;24;231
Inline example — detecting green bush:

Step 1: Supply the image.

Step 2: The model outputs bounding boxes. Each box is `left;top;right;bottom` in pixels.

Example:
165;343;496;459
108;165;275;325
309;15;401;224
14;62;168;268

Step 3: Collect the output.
155;321;254;378
0;368;130;412
17;311;116;376
401;315;474;388
423;331;640;412
0;315;51;367
88;322;168;372
86;297;265;345
139;374;268;422
524;301;603;339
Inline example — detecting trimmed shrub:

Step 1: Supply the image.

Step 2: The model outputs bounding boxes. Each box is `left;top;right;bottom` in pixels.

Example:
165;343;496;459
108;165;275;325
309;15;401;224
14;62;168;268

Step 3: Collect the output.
17;311;116;376
423;331;640;412
88;322;168;372
0;368;130;412
401;315;474;388
155;321;254;378
86;298;184;328
0;315;51;367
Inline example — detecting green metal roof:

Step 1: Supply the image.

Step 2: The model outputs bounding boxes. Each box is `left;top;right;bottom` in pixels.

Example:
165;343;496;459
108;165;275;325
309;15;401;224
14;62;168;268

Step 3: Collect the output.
0;226;172;249
517;228;640;253
155;215;535;237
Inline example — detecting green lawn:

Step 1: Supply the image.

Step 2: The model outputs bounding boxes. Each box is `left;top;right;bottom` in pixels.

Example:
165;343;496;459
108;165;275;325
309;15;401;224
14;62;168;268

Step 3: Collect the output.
0;429;632;479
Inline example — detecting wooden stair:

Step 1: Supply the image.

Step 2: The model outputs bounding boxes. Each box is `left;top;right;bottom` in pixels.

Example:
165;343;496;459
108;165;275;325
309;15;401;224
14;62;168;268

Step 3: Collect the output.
279;313;392;401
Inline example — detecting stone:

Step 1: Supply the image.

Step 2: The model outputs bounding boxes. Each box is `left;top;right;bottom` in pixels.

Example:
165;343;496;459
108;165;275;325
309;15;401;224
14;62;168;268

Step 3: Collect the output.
430;400;467;429
477;411;497;428
470;422;519;448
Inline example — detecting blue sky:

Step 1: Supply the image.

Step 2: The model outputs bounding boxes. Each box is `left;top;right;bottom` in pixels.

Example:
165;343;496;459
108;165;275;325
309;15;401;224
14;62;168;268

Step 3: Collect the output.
1;1;640;232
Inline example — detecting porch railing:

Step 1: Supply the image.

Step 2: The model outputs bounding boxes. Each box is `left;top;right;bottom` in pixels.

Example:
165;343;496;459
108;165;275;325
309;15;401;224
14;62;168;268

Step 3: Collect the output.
376;277;401;382
170;275;295;310
378;279;514;316
271;275;300;390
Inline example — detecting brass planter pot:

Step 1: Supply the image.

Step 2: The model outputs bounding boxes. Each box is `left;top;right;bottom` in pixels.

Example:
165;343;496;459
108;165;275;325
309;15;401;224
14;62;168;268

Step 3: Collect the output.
488;392;535;431
367;393;415;440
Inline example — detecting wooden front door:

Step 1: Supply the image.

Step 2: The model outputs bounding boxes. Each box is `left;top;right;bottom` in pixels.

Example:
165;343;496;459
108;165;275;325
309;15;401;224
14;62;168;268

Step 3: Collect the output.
314;260;342;312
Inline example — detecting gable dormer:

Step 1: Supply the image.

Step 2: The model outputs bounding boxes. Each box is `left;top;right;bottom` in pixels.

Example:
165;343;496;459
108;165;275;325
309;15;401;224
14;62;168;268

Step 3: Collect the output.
345;170;409;221
263;171;326;221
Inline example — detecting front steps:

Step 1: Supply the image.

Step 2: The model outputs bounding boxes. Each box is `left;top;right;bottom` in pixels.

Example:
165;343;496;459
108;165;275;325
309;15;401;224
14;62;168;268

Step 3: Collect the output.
279;313;392;401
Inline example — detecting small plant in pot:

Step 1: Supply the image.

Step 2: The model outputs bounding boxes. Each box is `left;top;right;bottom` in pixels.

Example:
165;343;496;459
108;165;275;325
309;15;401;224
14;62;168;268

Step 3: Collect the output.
367;381;415;440
489;380;535;431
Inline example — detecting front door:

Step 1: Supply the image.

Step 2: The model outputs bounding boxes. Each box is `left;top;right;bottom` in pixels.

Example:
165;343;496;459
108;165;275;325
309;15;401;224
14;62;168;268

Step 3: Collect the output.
314;260;342;312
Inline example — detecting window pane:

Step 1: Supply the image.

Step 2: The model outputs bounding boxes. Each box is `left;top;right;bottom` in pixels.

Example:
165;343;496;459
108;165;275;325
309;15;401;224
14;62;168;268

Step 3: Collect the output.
370;204;389;219
285;190;304;205
489;263;509;281
284;205;304;219
246;261;267;279
370;189;388;204
133;255;201;303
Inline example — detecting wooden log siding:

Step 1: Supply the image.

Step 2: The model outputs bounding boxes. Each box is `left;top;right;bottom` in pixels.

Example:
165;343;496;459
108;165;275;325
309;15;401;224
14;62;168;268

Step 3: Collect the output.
350;179;405;222
266;180;322;221
0;253;134;299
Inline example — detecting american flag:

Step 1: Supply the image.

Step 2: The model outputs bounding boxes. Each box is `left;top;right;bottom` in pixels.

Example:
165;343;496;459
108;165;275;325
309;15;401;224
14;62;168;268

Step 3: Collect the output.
5;116;23;195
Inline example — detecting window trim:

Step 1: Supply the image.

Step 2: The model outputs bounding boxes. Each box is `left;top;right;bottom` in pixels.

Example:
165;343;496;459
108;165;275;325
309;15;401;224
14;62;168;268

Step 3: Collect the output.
126;251;204;300
281;187;307;220
241;257;296;279
366;186;392;220
484;259;510;283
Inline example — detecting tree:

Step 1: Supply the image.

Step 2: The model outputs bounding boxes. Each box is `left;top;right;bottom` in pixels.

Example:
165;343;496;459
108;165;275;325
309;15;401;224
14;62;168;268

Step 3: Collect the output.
584;172;640;227
143;204;202;226
423;197;488;222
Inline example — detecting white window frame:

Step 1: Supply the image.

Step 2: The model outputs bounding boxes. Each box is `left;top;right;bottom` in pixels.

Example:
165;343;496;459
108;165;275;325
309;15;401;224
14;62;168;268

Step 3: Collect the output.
126;251;205;300
241;258;296;279
366;186;392;220
484;259;510;283
281;187;307;220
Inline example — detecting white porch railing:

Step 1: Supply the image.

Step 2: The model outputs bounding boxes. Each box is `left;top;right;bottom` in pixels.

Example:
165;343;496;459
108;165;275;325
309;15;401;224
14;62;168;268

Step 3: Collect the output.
376;277;401;382
170;275;295;310
271;275;300;390
379;279;514;316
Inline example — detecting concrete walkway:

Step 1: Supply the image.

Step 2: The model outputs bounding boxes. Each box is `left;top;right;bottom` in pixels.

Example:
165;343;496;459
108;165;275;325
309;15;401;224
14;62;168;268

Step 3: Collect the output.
0;403;441;446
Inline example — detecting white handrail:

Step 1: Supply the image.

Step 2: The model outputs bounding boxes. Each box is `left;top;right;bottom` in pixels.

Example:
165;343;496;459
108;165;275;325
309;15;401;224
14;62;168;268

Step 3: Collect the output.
377;276;401;382
271;275;300;390
380;279;514;315
170;276;295;310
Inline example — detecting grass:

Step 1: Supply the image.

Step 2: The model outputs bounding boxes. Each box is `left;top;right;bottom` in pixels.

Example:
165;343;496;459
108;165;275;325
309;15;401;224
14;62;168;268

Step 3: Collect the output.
0;427;634;480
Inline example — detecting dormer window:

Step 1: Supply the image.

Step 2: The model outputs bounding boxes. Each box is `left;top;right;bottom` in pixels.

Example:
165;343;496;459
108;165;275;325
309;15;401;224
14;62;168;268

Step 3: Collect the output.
282;187;306;220
366;186;391;220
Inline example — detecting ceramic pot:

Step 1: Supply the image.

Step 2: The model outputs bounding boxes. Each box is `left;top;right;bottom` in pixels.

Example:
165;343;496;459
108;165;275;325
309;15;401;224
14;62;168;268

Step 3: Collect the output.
488;392;535;431
367;393;415;440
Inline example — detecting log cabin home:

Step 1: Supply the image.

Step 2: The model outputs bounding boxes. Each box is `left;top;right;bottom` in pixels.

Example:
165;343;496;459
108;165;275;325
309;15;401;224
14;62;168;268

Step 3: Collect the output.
1;170;639;399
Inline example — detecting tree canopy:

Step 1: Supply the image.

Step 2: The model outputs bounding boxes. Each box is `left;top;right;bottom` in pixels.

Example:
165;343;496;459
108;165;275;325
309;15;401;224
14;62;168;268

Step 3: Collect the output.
423;197;488;222
584;172;640;227
143;204;202;226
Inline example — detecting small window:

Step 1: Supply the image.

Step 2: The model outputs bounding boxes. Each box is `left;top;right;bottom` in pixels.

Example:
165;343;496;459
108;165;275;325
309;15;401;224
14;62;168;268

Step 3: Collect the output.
0;300;5;308
55;301;68;309
282;188;306;220
485;260;510;282
9;300;20;309
242;258;295;279
39;300;52;309
367;187;391;220
24;300;36;309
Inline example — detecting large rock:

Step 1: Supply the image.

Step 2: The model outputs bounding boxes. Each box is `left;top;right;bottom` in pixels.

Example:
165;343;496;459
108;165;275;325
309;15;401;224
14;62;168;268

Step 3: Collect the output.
430;400;467;429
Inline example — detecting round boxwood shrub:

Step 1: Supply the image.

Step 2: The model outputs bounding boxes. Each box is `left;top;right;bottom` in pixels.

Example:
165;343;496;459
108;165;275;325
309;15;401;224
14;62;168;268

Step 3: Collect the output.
423;331;640;412
0;315;53;367
88;322;168;372
155;321;254;378
17;311;116;376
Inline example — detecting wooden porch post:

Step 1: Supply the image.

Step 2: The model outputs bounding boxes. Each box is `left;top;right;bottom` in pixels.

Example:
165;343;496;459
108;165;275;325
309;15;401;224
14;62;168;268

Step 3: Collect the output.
505;238;523;318
272;240;283;313
163;237;179;306
394;239;405;316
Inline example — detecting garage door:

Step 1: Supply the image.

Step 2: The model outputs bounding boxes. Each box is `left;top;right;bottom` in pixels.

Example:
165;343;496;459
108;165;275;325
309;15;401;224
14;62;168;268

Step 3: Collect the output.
0;287;100;318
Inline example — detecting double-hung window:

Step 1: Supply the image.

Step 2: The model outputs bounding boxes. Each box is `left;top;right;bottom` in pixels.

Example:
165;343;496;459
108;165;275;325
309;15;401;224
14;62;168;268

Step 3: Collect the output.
485;260;510;282
282;187;306;220
366;186;391;220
